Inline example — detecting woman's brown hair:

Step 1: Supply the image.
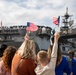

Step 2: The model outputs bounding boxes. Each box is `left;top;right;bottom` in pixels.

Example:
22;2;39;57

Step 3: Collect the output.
2;46;16;71
47;44;62;66
56;45;62;66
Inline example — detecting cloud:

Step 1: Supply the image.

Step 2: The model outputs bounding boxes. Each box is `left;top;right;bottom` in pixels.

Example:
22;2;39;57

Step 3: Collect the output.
0;0;76;28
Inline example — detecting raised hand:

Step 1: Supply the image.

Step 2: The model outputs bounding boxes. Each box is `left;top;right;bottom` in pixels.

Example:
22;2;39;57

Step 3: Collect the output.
54;32;60;43
24;33;29;41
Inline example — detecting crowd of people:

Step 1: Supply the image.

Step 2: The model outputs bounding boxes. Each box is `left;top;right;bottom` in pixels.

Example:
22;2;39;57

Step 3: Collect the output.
0;32;76;75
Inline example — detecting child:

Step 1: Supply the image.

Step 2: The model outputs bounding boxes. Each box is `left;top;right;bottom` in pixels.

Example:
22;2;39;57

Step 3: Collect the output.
35;32;60;75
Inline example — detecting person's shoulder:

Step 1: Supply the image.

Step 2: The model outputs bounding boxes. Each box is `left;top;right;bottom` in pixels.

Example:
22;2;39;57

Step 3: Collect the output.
62;56;67;59
35;64;48;75
0;57;2;61
0;60;4;68
0;60;3;64
62;56;68;61
72;58;76;62
22;58;35;64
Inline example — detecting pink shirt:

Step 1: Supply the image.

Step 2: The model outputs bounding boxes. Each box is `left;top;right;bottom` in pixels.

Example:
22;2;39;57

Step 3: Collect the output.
0;60;11;75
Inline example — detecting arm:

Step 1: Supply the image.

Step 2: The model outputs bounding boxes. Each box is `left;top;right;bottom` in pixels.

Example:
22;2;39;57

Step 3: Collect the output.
0;61;4;75
48;43;58;69
0;61;2;75
48;32;60;70
19;33;29;50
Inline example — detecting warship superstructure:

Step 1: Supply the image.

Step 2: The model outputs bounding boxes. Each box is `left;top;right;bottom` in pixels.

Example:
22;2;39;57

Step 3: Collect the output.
60;7;76;52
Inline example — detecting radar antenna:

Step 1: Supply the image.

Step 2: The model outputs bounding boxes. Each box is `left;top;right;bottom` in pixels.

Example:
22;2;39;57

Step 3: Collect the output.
61;7;73;34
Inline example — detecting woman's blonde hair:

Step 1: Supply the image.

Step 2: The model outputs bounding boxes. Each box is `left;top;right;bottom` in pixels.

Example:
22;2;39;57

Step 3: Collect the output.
18;40;36;59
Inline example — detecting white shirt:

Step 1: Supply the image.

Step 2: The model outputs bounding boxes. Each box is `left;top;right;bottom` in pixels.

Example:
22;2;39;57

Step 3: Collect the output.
35;43;58;75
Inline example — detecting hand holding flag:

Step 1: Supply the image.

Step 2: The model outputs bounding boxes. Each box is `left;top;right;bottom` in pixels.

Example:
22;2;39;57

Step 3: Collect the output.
24;33;29;41
53;16;60;32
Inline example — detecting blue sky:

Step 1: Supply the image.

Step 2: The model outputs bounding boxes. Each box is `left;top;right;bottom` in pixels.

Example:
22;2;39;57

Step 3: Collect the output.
0;0;76;28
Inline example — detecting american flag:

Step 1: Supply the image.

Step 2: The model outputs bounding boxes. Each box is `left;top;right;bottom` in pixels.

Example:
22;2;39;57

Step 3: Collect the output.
53;16;60;25
26;22;38;32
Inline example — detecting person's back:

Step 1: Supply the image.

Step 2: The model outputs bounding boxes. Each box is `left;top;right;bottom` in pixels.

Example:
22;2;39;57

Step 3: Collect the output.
0;61;11;75
11;34;37;75
11;51;36;75
72;58;76;75
55;56;71;75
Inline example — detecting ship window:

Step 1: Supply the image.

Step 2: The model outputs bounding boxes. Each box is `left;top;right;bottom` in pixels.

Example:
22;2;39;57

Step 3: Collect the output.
62;45;73;52
11;30;18;32
0;30;2;33
63;47;65;51
4;30;10;32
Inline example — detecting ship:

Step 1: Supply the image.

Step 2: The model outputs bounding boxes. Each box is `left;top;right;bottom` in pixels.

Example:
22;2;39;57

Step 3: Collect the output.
0;7;76;56
0;25;52;54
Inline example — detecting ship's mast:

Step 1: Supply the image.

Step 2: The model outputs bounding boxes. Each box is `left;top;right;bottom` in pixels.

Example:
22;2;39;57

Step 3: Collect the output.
61;7;74;34
62;7;73;27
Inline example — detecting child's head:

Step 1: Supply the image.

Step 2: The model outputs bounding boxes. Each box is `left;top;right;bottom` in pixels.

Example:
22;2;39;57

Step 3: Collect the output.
37;50;49;66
